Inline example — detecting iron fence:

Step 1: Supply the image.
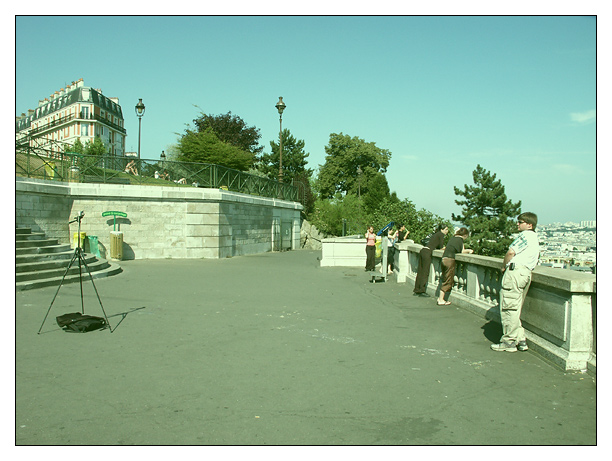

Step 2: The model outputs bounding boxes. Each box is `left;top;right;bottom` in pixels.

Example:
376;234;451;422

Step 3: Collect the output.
16;148;299;202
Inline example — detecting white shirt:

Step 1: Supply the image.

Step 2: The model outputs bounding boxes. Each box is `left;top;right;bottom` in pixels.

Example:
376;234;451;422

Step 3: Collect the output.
509;230;540;270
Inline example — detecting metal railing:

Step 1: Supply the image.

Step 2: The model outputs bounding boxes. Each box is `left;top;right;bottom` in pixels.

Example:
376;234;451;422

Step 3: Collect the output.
16;149;299;202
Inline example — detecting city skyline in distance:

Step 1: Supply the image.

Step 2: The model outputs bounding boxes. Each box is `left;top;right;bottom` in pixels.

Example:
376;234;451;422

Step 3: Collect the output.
15;16;596;224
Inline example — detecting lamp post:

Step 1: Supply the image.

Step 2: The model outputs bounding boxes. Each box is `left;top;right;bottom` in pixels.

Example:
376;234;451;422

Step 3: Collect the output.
275;97;286;183
135;98;145;159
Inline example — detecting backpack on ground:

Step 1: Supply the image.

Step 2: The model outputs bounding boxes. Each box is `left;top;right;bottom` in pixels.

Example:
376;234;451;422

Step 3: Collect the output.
56;312;107;333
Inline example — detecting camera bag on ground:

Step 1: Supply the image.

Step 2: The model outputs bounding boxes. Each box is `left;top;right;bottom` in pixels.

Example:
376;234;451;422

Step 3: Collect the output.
56;312;107;333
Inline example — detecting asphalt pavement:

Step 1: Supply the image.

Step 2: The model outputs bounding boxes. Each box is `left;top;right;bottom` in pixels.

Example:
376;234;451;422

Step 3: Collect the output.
15;249;596;445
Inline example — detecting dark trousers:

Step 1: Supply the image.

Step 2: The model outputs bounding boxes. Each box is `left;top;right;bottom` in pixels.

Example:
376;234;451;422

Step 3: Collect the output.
414;247;432;293
365;245;376;271
387;246;395;271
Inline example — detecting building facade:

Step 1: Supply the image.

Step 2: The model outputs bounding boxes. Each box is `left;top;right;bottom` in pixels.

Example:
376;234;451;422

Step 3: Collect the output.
16;78;126;157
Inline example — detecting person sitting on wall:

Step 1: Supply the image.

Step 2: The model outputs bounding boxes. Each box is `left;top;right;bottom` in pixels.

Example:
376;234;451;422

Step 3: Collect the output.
174;178;187;184
125;160;138;176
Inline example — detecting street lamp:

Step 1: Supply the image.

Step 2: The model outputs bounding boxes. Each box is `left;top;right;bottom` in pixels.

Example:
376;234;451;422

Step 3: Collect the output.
275;97;286;182
135;98;145;159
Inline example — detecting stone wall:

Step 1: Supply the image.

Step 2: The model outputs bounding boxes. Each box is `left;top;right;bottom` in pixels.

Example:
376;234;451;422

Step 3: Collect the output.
16;177;303;259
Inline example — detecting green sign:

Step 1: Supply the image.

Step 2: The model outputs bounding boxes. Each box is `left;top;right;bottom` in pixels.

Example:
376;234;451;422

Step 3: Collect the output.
102;211;127;218
102;211;128;231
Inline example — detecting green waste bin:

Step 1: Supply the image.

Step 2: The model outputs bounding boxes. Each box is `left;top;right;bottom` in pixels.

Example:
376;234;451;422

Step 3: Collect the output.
87;236;100;257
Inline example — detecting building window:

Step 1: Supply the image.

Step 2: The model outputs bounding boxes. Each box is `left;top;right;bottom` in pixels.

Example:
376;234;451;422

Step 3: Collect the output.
81;124;89;136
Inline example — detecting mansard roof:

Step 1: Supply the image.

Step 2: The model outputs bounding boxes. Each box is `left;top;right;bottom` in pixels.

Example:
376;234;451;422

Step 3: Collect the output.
16;85;123;132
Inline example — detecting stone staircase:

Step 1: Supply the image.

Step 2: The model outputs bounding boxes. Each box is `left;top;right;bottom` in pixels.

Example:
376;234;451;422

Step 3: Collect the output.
16;227;122;291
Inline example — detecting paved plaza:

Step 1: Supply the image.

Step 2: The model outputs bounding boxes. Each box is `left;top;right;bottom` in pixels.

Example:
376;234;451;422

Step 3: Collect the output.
15;249;596;445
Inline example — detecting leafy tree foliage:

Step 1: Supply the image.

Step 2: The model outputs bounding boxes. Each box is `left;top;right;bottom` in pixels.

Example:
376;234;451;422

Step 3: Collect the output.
317;133;391;199
310;194;367;236
452;164;522;257
260;128;314;184
64;136;108;171
362;172;391;213
64;136;107;156
309;192;450;241
193;111;263;156
293;171;316;217
177;128;255;171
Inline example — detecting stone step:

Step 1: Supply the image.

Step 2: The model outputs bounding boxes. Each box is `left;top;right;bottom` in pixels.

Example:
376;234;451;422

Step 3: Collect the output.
16;258;111;282
16;262;123;291
15;250;74;265
16;253;99;273
15;244;72;256
15;226;122;291
15;231;47;241
16;238;60;249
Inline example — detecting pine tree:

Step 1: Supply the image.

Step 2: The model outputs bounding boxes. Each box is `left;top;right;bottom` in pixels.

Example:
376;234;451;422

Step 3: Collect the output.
452;164;522;257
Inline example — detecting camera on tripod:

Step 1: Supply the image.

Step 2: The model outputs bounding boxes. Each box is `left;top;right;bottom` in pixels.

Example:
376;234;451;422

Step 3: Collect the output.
71;211;85;224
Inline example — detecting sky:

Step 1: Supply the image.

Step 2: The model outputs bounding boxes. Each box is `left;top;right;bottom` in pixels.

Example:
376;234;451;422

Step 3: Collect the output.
14;14;597;225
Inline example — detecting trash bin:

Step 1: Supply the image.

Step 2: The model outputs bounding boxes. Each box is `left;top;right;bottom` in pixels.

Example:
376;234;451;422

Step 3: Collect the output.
87;235;100;258
73;232;87;249
110;231;123;260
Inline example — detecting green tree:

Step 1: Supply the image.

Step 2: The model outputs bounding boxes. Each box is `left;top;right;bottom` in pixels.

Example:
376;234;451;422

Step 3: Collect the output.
83;136;107;156
362;172;391;213
452;164;522;257
64;138;85;154
310;193;367;236
64;136;107;172
177;128;255;171
318;133;391;199
369;198;452;242
193;110;263;157
260;128;313;184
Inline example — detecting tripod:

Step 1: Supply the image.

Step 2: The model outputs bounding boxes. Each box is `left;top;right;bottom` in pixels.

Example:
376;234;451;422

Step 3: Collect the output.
38;211;113;334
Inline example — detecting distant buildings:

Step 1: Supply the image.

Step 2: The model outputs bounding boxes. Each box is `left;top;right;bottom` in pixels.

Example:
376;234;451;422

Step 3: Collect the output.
538;221;596;272
15;78;126;157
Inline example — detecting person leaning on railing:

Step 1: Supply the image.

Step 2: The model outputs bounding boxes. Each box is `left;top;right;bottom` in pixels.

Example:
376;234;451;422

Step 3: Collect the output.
413;224;449;297
436;227;473;306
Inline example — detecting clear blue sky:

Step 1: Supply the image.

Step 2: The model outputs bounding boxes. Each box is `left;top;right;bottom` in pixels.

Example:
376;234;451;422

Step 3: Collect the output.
15;16;596;225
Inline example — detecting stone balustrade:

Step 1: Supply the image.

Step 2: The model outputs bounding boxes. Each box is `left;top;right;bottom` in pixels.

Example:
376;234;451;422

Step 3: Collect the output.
321;236;596;373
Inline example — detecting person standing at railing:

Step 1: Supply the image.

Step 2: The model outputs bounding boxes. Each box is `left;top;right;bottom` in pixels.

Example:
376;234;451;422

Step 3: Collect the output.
365;226;377;272
436;227;473;306
491;212;540;353
413;224;449;297
397;224;410;242
387;227;398;274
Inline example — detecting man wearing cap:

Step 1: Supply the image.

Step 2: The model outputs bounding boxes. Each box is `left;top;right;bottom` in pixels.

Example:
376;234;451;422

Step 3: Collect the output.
491;212;540;352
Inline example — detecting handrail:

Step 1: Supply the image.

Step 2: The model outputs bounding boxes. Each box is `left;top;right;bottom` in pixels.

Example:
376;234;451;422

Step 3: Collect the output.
15;150;299;202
